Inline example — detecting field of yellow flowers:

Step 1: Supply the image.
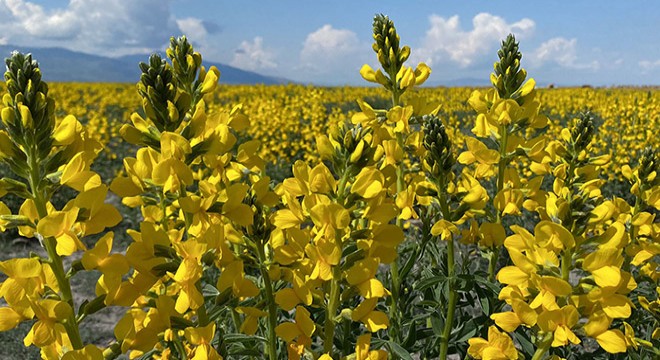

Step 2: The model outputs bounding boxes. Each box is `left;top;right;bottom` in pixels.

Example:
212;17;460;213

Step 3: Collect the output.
0;15;658;360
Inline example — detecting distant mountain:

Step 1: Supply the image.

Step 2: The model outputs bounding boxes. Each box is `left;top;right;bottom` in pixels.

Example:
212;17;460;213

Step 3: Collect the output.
0;45;290;85
424;77;490;87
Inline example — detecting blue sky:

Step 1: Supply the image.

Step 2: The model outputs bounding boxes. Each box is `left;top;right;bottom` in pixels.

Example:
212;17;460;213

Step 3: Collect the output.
1;0;659;85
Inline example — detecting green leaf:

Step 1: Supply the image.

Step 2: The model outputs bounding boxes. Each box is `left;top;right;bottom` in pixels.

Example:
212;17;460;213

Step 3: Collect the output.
387;341;414;360
134;349;159;360
414;274;446;291
223;333;267;344
452;319;478;343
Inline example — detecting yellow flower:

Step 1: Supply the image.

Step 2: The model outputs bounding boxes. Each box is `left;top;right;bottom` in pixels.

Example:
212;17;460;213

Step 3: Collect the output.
467;325;519;359
275;306;315;343
305;238;342;281
584;311;627;353
217;260;259;299
37;209;87;256
345;257;389;299
72;185;122;236
24;299;73;347
355;333;388;360
235;306;267;335
184;323;223;360
60;344;104;360
537;305;580;347
351;298;389;332
275;270;313;311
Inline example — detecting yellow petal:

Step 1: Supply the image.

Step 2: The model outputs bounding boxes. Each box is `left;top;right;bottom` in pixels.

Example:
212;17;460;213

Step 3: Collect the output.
0;307;22;331
596;330;627;353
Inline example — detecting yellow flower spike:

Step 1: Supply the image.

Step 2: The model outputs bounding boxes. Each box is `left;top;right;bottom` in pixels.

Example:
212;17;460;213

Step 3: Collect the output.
345;257;388;299
81;232;128;277
351;298;389;332
37;209;87;256
467;325;518;359
53;115;82;146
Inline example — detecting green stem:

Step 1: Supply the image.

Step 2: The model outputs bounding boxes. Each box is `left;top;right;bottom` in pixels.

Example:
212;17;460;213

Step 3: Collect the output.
439;236;457;359
324;266;341;355
323;169;352;356
438;189;457;359
256;238;278;360
561;249;572;282
531;332;553;360
489;125;509;282
389;132;406;346
231;308;242;333
28;150;84;350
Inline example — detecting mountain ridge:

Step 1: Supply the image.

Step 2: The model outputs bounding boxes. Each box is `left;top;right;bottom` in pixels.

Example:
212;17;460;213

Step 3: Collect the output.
0;45;290;85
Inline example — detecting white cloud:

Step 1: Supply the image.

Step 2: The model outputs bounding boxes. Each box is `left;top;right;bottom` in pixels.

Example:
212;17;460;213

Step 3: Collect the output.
0;0;181;56
414;13;535;68
231;37;277;71
639;59;660;72
300;24;360;68
177;17;209;41
530;37;599;70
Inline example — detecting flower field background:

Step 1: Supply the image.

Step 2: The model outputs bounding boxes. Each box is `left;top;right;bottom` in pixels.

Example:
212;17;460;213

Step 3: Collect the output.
0;15;658;360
